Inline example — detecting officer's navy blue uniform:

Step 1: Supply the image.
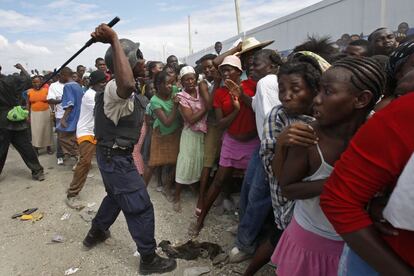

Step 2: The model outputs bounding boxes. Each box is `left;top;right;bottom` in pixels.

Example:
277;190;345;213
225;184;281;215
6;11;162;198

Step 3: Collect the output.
92;88;155;256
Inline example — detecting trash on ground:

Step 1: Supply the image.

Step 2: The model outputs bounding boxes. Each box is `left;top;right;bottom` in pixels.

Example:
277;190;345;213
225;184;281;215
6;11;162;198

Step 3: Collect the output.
60;212;71;221
20;212;43;222
87;202;96;208
51;234;64;243
133;250;140;257
11;208;38;219
64;267;79;275
159;240;222;260
79;209;96;222
183;266;211;276
212;253;229;266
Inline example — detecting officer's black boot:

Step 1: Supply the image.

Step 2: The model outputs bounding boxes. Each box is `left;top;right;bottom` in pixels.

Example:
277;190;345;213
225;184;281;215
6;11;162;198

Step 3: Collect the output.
139;253;177;275
82;226;110;248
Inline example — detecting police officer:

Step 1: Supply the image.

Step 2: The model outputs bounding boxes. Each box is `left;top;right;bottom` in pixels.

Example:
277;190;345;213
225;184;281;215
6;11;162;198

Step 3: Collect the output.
82;24;176;275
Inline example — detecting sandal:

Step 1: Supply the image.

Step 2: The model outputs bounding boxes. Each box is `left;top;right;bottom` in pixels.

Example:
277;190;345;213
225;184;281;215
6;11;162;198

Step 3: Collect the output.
11;208;38;219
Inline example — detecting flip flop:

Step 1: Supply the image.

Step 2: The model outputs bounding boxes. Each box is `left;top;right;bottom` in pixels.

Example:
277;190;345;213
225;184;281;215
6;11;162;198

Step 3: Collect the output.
11;208;38;219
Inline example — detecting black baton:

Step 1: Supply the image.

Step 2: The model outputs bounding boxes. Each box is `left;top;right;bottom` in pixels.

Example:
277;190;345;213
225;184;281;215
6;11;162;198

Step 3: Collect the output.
41;16;120;87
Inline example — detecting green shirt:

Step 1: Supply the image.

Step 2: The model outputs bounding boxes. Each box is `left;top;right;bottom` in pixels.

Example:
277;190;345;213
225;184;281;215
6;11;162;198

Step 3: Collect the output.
150;89;180;135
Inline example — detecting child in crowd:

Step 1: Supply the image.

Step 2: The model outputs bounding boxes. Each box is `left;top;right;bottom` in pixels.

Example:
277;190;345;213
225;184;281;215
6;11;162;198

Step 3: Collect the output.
174;66;208;212
143;70;181;198
272;57;386;276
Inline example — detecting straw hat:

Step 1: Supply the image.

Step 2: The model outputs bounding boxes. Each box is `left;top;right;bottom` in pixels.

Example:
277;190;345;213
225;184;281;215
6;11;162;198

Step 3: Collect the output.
236;37;274;56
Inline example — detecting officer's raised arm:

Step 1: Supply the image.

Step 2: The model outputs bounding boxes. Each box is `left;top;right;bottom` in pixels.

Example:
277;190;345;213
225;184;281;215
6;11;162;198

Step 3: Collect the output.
91;24;136;99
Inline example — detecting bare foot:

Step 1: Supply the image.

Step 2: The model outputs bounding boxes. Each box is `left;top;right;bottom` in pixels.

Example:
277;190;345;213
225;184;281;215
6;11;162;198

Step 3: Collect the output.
162;190;174;202
188;221;202;238
173;201;182;213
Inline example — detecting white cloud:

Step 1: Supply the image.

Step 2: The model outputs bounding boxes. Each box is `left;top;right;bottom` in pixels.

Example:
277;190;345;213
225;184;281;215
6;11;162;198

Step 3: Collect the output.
0;0;322;73
15;40;52;55
0;9;44;31
0;35;9;48
0;37;53;73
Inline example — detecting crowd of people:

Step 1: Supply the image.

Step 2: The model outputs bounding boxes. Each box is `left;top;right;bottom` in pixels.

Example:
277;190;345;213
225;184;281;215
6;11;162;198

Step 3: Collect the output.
0;21;413;275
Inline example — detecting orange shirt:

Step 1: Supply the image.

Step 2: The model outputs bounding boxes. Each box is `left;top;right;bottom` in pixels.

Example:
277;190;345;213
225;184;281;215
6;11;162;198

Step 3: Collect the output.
28;88;50;111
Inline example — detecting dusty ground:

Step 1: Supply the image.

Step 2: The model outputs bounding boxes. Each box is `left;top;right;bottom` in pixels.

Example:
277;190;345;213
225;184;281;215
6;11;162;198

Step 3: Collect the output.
0;146;273;276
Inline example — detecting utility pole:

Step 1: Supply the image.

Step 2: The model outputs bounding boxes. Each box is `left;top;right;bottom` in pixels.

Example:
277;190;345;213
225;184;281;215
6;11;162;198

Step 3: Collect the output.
188;15;193;55
234;0;242;34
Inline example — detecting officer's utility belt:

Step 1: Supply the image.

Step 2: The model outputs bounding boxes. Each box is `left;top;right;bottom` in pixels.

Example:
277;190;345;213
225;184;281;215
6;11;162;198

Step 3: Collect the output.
97;145;133;162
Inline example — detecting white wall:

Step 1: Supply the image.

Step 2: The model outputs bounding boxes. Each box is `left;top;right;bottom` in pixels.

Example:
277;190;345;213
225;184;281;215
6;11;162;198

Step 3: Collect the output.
183;0;414;65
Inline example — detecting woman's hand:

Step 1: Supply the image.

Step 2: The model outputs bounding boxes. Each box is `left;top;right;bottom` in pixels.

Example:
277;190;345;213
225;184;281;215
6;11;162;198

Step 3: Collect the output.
172;95;180;106
231;95;240;111
278;123;318;147
225;79;242;98
369;195;399;236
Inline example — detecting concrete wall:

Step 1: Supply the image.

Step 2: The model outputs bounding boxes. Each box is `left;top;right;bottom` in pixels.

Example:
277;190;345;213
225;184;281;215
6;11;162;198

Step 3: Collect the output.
182;0;414;65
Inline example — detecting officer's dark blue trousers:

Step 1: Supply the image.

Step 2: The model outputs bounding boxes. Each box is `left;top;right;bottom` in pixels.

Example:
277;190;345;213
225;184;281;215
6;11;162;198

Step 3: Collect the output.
92;148;156;255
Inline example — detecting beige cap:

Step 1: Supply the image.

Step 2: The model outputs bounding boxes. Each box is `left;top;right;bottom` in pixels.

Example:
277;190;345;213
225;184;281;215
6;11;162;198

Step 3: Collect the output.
218;55;243;72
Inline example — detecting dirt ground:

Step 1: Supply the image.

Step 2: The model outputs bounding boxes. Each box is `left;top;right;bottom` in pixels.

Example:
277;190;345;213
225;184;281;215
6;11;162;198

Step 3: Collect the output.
0;146;273;276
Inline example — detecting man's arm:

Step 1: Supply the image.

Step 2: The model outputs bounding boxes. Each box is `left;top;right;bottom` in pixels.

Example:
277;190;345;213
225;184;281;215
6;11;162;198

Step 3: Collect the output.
91;24;135;99
15;63;29;78
60;106;73;128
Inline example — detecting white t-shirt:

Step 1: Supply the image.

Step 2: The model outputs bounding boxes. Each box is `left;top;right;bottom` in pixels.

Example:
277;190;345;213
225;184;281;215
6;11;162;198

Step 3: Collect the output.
46;81;65;119
252;74;280;141
103;79;135;126
76;88;96;138
383;152;414;231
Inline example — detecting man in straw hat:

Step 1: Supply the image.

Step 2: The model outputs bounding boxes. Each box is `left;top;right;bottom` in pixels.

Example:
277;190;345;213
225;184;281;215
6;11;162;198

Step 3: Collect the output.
82;23;176;275
214;37;274;80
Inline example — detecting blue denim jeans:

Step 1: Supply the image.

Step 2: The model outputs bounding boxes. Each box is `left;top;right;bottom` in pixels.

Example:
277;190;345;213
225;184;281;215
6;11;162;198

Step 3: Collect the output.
92;149;156;255
338;245;379;276
236;147;272;254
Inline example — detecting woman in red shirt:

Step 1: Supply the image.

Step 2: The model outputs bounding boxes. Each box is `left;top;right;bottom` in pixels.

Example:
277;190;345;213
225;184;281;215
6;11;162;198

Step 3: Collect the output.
320;93;414;275
189;55;259;236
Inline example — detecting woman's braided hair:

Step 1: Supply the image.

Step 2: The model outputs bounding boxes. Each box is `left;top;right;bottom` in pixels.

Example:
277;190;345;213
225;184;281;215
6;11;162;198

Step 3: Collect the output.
331;57;386;108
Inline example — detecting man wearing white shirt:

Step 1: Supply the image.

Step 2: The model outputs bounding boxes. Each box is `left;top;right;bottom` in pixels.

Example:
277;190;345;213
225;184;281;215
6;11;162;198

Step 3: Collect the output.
230;49;282;264
66;70;107;209
47;67;72;165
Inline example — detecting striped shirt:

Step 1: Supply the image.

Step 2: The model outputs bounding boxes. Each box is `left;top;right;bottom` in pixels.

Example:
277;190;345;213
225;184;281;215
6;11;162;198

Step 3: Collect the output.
260;105;314;230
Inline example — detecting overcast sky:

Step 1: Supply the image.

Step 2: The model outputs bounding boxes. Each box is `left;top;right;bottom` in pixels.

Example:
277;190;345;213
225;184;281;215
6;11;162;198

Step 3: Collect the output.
0;0;321;74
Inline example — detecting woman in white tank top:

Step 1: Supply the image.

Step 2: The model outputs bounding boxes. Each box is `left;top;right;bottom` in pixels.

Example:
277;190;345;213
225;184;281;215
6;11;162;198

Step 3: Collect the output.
271;57;386;276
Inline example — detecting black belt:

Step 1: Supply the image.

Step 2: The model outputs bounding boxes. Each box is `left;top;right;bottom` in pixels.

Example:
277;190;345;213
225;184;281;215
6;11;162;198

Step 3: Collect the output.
98;145;133;160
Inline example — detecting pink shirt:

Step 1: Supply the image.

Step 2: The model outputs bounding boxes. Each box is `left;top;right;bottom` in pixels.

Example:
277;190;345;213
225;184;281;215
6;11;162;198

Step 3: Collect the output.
177;88;207;133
